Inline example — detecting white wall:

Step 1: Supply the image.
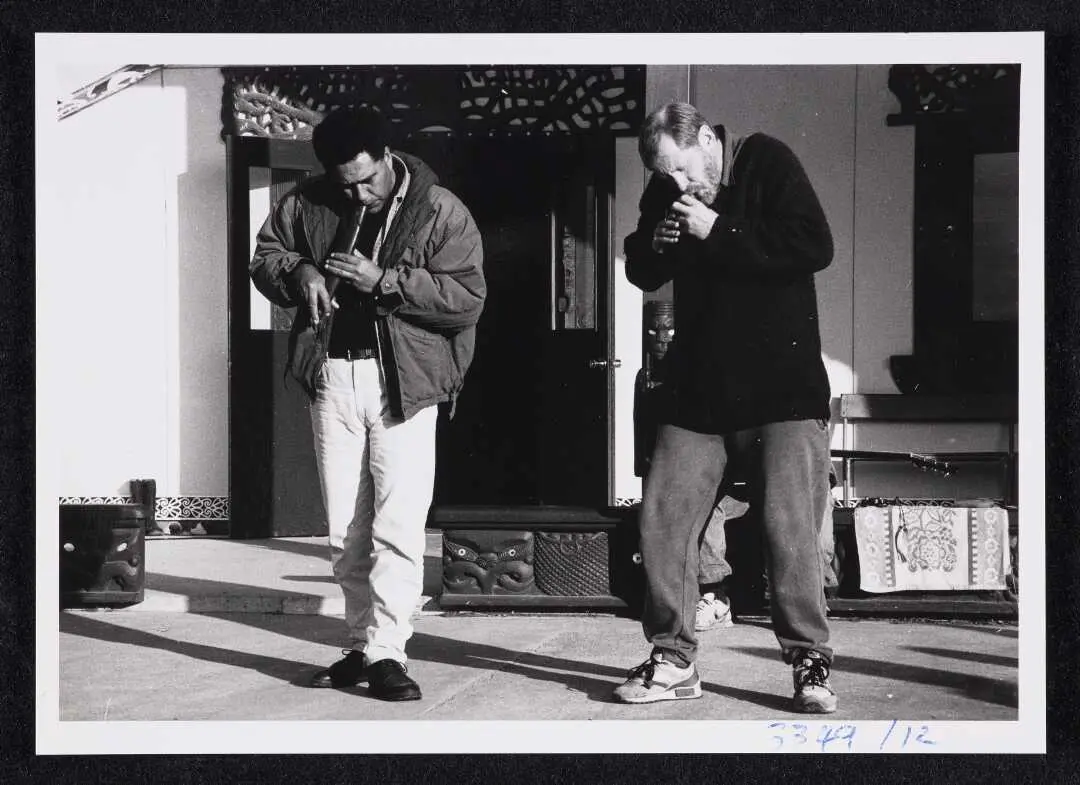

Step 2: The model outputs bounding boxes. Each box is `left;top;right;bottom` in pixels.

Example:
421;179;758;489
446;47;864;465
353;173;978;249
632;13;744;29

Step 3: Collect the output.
690;65;858;433
852;65;914;394
46;66;228;498
47;77;173;496
167;67;229;495
612;137;644;503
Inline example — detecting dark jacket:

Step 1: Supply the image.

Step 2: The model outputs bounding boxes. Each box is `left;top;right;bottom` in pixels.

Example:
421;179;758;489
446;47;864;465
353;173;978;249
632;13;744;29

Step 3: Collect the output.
624;126;833;434
250;152;486;420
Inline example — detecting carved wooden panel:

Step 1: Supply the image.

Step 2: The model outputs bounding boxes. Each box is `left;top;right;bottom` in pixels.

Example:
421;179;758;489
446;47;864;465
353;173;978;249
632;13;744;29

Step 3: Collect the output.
222;66;644;139
534;531;610;596
887;64;1020;117
442;530;536;595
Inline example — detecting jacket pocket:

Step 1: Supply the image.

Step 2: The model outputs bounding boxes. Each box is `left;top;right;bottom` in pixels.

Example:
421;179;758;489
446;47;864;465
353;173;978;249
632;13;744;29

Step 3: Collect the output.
389;316;455;404
287;313;332;399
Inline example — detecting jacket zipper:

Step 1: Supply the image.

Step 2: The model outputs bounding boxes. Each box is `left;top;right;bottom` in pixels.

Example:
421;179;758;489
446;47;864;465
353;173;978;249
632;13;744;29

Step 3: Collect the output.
370;167;408;413
374;319;388;388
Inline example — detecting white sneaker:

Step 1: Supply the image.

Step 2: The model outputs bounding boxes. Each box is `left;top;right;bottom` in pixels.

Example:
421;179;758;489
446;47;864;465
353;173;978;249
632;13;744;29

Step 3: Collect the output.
695;592;735;631
612;652;702;704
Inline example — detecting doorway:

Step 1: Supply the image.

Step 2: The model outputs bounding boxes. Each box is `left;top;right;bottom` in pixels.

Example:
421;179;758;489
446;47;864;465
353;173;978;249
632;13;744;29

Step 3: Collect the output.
413;134;614;507
228;134;617;537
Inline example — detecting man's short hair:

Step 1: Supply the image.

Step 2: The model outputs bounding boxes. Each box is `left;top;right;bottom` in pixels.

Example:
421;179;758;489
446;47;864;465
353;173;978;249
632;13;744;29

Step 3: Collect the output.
312;106;393;168
638;102;710;169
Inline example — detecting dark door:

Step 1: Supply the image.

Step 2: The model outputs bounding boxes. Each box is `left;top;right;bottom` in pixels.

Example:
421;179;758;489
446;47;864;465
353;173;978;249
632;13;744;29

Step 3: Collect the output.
227;137;325;537
409;134;615;508
228;134;616;538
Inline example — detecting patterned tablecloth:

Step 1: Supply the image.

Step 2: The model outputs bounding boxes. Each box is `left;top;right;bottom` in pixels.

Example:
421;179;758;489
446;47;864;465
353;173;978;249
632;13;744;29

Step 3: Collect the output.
854;505;1010;593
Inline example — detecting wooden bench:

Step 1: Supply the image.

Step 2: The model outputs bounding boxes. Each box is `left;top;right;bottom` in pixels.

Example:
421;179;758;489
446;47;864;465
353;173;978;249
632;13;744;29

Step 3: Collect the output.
835;393;1018;505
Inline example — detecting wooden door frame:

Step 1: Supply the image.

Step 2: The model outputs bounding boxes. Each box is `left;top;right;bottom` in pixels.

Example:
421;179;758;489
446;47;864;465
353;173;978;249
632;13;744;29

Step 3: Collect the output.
226;136;320;537
597;142;618;507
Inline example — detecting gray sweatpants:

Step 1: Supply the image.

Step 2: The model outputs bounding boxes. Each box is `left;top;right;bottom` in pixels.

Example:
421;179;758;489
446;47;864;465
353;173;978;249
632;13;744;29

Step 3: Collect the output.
639;418;832;666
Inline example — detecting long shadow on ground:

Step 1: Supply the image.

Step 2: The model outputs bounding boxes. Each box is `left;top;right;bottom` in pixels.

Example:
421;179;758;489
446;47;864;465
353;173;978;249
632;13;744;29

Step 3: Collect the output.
145;572;329;599
731;645;1018;709
59;612;795;712
60;611;317;686
901;645;1018;668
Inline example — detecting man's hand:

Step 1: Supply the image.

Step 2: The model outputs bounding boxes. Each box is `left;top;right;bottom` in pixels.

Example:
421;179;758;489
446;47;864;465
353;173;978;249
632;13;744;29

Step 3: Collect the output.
651;211;682;253
292;263;335;327
324;251;383;294
669;194;719;241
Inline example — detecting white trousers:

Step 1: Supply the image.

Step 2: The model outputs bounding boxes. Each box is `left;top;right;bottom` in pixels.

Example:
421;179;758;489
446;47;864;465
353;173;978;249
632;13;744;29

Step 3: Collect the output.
310;358;437;665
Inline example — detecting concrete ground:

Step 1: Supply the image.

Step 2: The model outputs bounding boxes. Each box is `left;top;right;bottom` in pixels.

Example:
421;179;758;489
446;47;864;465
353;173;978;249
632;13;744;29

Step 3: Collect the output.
59;609;1019;724
55;536;1020;726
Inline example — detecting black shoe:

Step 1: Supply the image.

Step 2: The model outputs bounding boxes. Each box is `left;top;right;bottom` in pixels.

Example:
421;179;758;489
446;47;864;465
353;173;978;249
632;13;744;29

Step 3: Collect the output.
366;659;422;701
310;650;367;688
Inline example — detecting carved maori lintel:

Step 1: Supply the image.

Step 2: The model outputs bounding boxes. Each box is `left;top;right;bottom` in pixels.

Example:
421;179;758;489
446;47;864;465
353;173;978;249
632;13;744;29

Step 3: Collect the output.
887;64;1020;118
221;65;644;140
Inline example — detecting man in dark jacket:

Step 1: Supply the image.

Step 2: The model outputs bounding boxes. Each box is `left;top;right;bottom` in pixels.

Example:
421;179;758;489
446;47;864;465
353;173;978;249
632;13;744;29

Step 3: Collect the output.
250;107;485;702
613;102;836;713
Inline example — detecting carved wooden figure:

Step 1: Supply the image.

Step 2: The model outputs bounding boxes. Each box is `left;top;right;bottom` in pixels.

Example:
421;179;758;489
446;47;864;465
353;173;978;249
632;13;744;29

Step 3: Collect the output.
442;530;536;595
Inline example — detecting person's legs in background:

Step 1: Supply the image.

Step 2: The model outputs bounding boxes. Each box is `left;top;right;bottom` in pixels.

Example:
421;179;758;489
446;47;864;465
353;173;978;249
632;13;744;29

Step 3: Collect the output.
695;492;750;631
820;470;839;597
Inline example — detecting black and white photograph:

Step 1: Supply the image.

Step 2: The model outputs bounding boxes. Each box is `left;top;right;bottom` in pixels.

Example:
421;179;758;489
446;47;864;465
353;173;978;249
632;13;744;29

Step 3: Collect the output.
35;33;1045;755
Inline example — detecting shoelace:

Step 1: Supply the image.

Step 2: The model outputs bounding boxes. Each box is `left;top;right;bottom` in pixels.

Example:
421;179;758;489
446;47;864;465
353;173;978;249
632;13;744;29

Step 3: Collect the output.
797;655;830;688
374;658;409;674
330;650;365;670
627;657;659;686
337;649;408;674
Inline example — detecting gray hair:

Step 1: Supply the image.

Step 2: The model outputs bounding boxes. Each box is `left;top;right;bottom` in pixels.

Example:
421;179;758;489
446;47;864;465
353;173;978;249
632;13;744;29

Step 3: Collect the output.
638;102;710;169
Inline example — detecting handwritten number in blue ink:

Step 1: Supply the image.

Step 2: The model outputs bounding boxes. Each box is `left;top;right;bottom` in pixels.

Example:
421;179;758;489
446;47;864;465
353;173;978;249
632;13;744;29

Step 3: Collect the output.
836;725;857;751
775;720;934;753
879;719;898;751
768;722;786;750
768;722;810;750
879;720;937;750
914;725;936;746
791;724;808;746
817;724;857;752
817;725;832;752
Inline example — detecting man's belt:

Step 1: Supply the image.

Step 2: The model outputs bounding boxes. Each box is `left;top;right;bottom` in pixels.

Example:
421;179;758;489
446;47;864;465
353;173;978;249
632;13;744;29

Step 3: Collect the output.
327;348;378;360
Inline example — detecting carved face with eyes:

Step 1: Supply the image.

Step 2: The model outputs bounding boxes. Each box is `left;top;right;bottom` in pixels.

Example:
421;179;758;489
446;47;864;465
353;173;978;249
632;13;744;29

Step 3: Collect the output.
645;304;675;361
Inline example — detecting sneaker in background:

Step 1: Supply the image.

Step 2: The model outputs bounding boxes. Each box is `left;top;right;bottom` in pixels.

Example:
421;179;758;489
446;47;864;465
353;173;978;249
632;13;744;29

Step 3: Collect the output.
695;591;735;631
